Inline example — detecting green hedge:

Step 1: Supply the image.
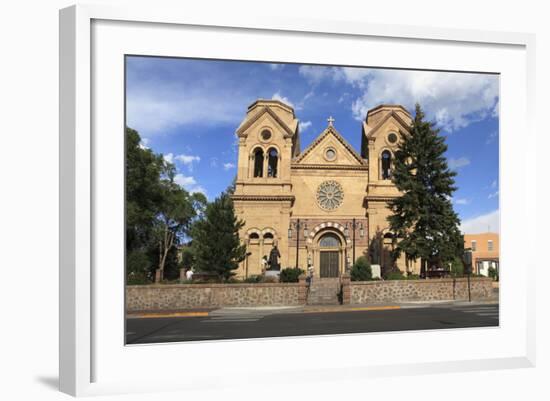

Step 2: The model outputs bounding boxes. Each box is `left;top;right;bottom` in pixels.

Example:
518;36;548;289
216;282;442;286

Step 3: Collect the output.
385;270;405;280
279;267;304;283
350;256;372;281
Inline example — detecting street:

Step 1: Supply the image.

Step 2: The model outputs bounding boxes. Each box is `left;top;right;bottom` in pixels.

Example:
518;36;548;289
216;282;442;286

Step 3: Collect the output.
126;303;499;344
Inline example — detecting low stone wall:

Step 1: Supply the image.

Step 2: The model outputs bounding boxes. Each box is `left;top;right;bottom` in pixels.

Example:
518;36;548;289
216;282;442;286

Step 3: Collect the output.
349;277;494;304
126;282;306;312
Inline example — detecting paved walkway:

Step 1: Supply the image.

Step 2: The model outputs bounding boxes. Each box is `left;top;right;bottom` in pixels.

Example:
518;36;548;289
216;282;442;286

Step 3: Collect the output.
127;299;498;319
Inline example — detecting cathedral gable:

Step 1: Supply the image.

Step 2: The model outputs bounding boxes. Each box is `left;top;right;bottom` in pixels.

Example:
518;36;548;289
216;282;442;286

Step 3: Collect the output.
293;126;365;166
236;104;298;138
363;110;411;141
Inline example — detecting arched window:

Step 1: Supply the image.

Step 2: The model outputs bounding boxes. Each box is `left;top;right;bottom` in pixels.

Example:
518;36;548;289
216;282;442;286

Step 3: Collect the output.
253;148;264;177
263;232;274;240
319;233;341;248
267;148;278;178
249;232;260;240
381;150;392;179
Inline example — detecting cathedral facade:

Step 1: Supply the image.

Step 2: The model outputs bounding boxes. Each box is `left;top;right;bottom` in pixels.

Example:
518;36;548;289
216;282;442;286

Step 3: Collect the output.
231;99;420;279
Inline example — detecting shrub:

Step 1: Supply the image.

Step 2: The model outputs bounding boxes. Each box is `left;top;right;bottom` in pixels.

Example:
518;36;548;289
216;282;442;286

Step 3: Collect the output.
385;270;405;280
279;267;304;283
350;256;372;281
488;266;499;281
406;274;420;280
243;275;262;283
450;257;464;277
126;250;153;284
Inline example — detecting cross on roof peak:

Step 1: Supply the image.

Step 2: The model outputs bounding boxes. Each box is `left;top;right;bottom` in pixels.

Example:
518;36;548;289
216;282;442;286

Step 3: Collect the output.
327;116;335;127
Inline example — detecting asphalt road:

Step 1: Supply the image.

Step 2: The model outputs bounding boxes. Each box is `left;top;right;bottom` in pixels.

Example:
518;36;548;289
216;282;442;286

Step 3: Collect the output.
126;303;499;344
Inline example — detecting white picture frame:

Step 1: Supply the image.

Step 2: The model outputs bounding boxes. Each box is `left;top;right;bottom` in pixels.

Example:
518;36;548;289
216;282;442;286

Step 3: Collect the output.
59;4;536;397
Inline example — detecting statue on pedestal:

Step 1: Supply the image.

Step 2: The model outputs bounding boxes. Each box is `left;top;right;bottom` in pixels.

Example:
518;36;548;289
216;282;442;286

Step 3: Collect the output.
267;245;281;271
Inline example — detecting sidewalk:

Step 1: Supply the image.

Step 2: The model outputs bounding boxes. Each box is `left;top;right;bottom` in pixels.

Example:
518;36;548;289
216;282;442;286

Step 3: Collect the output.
127;298;498;319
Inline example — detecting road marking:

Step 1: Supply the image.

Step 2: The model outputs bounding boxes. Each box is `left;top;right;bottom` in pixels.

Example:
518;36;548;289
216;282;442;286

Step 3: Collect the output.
129;311;209;319
304;305;401;314
450;305;499;320
202;318;259;323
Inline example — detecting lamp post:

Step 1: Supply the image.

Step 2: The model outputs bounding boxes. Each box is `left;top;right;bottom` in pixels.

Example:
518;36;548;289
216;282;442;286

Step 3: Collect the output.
345;218;364;267
288;219;308;269
462;248;473;302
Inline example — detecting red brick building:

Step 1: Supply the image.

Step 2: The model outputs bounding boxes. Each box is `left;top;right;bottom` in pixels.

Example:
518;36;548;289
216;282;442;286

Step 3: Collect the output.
463;232;499;276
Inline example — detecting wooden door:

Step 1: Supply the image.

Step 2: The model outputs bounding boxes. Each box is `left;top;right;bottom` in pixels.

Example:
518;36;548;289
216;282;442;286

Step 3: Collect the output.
320;251;339;278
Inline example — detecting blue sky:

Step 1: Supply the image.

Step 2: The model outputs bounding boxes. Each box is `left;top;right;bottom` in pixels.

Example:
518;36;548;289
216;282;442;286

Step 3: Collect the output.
126;56;499;234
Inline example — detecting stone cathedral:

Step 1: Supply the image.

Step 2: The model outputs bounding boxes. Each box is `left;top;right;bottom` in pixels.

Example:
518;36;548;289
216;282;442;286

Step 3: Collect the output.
231;99;420;279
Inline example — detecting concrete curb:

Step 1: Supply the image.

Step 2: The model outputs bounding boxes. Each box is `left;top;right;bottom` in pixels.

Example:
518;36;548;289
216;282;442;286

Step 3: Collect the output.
127;311;210;319
127;300;498;319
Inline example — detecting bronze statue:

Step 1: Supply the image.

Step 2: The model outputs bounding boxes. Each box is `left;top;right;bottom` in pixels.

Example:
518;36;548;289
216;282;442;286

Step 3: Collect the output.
268;245;281;271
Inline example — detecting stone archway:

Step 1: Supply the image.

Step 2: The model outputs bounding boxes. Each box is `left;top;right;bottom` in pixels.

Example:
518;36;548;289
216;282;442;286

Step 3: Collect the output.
308;225;350;279
318;232;342;277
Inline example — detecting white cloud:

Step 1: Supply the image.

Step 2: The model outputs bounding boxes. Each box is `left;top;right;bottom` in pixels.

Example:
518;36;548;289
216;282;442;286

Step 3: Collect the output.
223;162;236;171
139;137;150;149
126;82;246;137
488;191;499;199
174;173;196;187
298;65;340;84
174;173;207;197
165;153;201;171
299;121;312;132
353;70;498;131
454;198;470;205
269;64;284;70
175;154;200;171
338;67;372;86
448;157;471;170
460;209;500;234
189;185;207;196
301;66;498;132
486;130;498;145
271;92;295;108
175;154;200;164
163;153;174;164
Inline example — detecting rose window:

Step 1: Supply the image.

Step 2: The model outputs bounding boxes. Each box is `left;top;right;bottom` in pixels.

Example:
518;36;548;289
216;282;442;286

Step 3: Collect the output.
316;181;344;210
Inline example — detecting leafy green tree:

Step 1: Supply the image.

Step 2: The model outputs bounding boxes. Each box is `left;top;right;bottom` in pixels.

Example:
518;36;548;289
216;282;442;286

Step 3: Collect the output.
126;249;153;284
179;244;195;270
126;127;164;252
450;256;464;277
125;126;207;283
154;165;207;281
388;104;464;277
350;256;373;281
190;193;247;281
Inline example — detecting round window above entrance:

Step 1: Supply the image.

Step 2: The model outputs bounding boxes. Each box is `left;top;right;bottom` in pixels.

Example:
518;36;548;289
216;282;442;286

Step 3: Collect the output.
387;132;398;144
316;180;344;211
324;147;337;161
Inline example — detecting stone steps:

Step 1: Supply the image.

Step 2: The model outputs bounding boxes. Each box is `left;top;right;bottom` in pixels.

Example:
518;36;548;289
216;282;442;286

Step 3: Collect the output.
307;279;341;305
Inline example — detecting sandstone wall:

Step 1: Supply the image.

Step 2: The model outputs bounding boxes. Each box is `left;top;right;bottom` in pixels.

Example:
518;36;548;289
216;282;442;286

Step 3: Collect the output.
349;277;494;304
126;282;305;312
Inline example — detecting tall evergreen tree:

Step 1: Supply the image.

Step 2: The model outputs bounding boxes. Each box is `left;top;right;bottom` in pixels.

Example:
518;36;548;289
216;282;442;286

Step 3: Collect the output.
190;193;247;281
388;104;463;277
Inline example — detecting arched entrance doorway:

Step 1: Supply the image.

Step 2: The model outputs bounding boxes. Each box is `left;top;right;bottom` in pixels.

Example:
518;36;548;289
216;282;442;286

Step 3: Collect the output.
318;232;342;278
